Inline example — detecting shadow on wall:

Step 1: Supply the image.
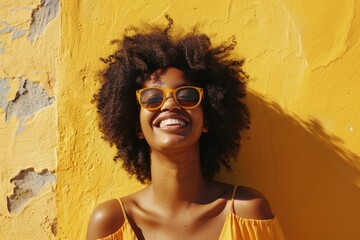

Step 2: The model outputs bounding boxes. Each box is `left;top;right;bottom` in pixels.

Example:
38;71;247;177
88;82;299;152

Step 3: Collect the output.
219;92;360;240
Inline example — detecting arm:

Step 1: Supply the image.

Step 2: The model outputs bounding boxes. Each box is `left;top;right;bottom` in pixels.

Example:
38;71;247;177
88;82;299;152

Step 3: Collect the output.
86;199;124;240
233;186;274;220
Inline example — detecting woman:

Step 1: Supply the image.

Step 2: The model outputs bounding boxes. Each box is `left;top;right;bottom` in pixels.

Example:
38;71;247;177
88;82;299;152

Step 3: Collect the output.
87;18;285;240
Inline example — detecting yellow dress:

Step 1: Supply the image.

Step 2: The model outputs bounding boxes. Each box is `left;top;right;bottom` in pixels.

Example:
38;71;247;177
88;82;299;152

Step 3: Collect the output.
99;186;285;240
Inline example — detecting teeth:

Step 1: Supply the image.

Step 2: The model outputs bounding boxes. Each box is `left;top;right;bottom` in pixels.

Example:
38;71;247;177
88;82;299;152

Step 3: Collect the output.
159;118;186;128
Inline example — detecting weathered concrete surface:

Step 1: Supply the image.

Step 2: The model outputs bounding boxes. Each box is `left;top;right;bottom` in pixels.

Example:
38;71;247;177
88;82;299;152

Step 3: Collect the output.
0;43;5;54
2;79;54;133
0;78;10;110
0;21;27;40
28;0;60;42
7;168;56;215
0;0;59;239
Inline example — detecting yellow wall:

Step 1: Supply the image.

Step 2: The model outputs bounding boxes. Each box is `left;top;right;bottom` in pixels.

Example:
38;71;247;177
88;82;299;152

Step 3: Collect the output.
0;0;59;239
59;0;358;239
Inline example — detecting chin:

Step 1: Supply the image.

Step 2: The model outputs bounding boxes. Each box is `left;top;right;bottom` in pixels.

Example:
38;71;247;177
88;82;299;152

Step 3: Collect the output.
153;138;199;153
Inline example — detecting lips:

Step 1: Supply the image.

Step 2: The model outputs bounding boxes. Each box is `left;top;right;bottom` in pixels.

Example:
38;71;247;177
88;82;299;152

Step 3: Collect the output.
159;118;186;128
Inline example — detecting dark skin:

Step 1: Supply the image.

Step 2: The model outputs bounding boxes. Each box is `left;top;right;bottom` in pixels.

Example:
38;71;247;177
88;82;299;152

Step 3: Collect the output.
86;68;273;240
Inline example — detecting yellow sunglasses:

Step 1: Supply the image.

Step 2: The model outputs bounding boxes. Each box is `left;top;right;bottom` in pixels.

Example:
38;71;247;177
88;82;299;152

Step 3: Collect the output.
136;86;203;111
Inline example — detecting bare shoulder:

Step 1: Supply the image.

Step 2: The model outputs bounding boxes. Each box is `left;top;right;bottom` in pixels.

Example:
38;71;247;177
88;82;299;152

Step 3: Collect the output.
86;199;124;240
233;186;274;220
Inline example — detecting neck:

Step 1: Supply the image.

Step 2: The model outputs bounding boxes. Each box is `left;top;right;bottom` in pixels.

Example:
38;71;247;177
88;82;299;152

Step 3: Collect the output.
148;146;208;211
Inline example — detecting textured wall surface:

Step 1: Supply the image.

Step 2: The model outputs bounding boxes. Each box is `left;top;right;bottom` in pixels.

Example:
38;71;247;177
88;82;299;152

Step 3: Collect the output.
0;0;59;239
56;0;360;239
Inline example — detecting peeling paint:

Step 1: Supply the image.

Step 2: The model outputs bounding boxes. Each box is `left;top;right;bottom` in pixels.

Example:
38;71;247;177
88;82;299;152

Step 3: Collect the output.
2;79;54;133
11;29;27;40
0;44;5;54
9;6;33;12
28;0;60;43
0;78;10;110
0;21;13;34
0;21;27;40
1;0;59;238
7;168;56;215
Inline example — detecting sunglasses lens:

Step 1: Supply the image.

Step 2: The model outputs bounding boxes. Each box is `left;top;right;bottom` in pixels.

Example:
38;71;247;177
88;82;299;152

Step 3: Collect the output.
139;88;164;109
176;87;200;107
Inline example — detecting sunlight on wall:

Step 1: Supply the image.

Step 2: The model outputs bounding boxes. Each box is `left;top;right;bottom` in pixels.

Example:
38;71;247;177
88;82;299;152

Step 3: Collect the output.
56;0;360;239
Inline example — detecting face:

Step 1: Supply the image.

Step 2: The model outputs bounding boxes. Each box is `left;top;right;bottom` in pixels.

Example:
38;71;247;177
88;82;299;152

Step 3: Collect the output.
138;67;205;155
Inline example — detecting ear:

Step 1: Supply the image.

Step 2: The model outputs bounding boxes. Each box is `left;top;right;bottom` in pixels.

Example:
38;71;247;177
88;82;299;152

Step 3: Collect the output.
134;122;144;139
137;131;144;139
203;118;209;133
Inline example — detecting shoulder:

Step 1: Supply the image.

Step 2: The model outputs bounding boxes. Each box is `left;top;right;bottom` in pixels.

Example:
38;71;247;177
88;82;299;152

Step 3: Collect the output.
86;199;125;240
232;186;274;220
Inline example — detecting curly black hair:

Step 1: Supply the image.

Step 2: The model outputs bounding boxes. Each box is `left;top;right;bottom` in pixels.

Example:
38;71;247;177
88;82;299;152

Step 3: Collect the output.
96;17;250;183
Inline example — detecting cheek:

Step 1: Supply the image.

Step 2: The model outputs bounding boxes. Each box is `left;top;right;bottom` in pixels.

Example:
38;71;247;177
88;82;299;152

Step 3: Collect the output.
191;108;205;132
139;110;147;129
139;109;153;133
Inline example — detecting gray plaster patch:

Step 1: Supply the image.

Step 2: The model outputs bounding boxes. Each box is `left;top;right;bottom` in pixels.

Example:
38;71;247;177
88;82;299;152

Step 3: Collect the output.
7;168;56;215
11;28;27;40
0;78;10;110
28;0;60;43
0;21;12;34
4;79;54;133
0;44;5;54
0;21;27;40
9;6;33;12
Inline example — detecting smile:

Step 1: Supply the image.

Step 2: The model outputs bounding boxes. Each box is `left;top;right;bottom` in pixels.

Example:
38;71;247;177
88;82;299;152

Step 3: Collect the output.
159;118;186;128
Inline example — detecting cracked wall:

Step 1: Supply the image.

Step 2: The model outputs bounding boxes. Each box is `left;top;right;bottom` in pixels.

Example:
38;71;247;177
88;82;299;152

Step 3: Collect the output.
0;0;59;239
7;168;56;215
3;79;55;133
28;0;60;43
58;0;360;239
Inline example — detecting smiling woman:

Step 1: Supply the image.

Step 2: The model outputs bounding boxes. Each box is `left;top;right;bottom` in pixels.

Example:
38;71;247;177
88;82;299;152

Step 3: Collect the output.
86;16;285;240
138;68;205;156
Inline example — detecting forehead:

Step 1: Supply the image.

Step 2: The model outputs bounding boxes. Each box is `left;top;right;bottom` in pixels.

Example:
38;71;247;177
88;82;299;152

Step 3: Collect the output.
143;67;194;88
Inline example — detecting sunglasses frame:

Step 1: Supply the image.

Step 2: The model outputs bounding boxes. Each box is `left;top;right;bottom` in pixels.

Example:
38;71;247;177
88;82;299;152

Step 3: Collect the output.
136;86;204;111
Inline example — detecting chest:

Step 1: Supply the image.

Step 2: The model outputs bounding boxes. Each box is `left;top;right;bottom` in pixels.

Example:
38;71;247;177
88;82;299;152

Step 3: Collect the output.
129;209;229;240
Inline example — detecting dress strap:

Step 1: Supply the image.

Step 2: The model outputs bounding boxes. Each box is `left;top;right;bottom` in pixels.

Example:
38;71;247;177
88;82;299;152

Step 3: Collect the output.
230;185;238;214
117;198;128;221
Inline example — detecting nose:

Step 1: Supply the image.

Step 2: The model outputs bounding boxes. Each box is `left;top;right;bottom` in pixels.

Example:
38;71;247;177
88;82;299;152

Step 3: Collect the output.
161;92;181;111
